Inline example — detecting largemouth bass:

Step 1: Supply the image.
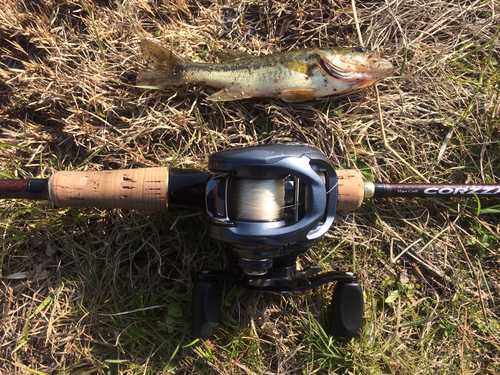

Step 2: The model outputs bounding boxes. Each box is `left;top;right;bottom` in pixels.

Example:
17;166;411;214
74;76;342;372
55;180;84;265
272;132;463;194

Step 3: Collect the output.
137;39;393;102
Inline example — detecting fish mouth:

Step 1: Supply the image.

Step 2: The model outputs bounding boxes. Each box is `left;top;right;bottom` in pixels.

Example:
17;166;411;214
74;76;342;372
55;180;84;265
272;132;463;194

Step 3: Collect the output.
364;53;394;75
319;53;393;84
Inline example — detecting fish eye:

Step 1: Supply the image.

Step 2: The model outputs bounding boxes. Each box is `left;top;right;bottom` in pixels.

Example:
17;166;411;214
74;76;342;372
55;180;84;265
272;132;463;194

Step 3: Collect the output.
355;46;365;53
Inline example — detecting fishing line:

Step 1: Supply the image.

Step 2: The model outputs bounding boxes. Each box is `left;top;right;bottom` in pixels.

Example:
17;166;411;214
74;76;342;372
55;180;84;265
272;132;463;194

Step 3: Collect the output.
228;174;339;222
228;178;285;222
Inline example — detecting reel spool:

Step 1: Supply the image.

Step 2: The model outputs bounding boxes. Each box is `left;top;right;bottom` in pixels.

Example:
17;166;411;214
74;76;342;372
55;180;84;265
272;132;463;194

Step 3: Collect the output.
194;144;363;337
228;178;285;223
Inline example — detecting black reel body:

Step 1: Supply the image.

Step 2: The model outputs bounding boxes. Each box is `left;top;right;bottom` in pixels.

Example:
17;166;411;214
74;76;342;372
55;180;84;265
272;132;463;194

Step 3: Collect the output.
193;144;363;338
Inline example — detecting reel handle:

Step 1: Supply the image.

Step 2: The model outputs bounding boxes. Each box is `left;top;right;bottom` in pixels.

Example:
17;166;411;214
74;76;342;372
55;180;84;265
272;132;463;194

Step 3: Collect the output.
192;279;221;337
328;281;364;338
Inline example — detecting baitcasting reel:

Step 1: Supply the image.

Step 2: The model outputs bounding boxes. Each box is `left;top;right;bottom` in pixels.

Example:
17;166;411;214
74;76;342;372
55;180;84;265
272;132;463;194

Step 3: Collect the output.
193;144;363;337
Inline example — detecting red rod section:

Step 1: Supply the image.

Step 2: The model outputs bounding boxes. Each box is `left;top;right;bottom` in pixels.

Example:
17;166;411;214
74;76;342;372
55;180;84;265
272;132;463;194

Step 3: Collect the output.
373;183;500;198
0;179;49;200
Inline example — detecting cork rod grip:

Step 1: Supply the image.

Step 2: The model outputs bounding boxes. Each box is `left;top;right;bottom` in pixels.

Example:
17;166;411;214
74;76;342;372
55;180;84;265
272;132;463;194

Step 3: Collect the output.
49;167;170;212
335;169;366;212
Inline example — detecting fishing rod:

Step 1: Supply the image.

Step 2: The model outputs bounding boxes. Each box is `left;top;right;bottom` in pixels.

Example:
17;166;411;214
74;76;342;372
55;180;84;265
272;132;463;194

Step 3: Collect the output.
1;143;499;338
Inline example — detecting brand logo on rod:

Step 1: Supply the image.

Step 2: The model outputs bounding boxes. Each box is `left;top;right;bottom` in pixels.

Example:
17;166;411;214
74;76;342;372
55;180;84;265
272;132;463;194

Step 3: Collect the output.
423;187;500;195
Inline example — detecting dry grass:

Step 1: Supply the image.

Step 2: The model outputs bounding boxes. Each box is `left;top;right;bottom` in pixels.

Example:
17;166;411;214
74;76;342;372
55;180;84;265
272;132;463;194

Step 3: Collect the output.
1;0;499;374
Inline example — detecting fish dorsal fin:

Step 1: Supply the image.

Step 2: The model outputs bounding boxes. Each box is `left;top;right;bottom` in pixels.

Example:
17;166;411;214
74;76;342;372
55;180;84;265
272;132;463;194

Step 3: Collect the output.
315;51;356;81
215;49;253;62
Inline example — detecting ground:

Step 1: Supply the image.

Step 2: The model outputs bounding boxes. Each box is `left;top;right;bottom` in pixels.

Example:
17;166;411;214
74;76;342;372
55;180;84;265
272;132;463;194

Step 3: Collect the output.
0;0;499;374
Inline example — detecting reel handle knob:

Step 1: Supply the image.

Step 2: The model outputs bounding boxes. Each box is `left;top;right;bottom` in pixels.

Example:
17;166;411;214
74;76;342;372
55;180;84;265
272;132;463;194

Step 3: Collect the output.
328;281;364;338
192;279;221;337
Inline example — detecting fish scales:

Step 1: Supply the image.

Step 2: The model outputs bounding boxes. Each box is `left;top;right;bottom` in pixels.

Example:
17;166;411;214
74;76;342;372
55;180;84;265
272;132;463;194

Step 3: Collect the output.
183;51;318;100
137;39;393;102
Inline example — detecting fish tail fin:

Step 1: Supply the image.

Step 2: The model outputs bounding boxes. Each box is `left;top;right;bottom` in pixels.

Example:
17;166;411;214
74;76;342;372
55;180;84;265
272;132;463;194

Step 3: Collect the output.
137;39;186;87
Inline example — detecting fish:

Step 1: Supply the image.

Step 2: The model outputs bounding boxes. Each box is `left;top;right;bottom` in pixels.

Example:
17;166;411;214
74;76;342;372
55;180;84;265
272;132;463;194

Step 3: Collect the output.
137;39;393;102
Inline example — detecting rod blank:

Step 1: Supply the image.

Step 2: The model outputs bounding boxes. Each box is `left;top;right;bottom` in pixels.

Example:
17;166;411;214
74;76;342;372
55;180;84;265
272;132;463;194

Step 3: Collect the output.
0;179;49;200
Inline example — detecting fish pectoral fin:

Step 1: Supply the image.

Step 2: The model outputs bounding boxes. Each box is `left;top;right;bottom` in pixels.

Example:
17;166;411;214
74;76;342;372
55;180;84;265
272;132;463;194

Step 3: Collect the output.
207;89;254;102
215;49;254;62
280;89;316;102
315;51;356;81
